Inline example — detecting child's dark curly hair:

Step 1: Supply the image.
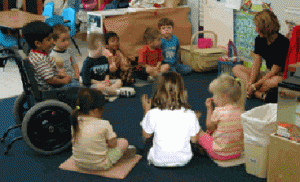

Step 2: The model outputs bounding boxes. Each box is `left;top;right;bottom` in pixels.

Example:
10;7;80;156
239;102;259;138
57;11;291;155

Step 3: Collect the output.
104;31;119;45
22;21;53;49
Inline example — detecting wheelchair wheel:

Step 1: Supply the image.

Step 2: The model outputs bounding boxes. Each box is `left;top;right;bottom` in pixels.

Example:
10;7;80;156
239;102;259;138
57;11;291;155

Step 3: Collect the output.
14;92;30;125
22;100;73;155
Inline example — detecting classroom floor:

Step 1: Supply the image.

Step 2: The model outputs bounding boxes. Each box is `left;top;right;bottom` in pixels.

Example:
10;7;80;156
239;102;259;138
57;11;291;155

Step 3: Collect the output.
0;38;88;99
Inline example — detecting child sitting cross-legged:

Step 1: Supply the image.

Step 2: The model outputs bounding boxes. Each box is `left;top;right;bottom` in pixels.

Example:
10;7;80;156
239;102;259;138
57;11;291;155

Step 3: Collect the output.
80;32;135;99
22;21;80;90
103;31;135;86
141;72;201;167
137;28;169;82
50;24;80;86
198;73;246;161
158;18;192;75
70;88;136;170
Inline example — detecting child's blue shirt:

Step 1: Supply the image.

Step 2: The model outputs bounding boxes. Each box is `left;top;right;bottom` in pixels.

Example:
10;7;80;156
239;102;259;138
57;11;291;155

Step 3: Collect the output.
161;35;180;65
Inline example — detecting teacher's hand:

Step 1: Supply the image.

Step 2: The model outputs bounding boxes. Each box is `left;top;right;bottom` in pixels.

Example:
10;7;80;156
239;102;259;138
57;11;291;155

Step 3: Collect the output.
247;84;256;98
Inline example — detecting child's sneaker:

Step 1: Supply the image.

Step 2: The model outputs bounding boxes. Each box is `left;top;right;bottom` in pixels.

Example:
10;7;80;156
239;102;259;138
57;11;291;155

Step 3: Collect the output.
104;95;118;102
118;87;136;97
147;76;155;83
123;145;136;159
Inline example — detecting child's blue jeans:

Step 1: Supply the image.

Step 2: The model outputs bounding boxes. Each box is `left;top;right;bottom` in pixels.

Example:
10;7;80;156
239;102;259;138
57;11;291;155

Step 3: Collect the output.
60;79;81;88
165;62;192;75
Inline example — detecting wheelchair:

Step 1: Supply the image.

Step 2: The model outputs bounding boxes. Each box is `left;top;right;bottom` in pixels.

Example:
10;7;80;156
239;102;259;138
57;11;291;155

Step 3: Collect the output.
0;54;80;155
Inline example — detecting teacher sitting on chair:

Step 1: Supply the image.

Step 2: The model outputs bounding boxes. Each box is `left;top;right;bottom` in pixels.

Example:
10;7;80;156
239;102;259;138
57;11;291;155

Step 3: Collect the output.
232;9;290;102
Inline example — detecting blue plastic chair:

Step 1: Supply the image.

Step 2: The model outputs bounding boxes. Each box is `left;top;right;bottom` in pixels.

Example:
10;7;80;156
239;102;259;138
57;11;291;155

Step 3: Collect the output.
0;29;25;71
45;15;65;27
61;7;81;55
42;2;55;18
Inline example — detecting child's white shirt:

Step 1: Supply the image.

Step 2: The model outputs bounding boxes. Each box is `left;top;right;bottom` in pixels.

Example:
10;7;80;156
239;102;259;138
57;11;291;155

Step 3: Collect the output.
140;107;201;167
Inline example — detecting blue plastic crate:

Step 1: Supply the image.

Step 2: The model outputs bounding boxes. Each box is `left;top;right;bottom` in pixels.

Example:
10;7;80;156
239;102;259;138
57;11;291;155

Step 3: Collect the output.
218;59;243;76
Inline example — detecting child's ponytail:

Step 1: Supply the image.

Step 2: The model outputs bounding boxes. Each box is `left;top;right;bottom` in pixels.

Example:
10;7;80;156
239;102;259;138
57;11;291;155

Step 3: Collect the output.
70;105;81;144
235;78;246;112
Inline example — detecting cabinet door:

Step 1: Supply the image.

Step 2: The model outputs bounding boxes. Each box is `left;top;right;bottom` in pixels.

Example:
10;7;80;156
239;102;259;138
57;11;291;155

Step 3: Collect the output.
268;134;300;182
203;0;234;47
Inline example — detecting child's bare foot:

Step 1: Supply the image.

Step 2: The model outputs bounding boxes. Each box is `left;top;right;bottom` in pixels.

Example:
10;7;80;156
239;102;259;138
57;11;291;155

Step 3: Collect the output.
198;130;206;138
254;91;266;102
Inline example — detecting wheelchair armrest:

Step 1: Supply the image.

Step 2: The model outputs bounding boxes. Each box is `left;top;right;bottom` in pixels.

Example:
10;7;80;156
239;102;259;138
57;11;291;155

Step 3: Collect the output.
41;87;80;109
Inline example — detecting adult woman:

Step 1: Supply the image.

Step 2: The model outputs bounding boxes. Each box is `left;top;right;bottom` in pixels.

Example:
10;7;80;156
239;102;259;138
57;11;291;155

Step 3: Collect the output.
232;9;290;101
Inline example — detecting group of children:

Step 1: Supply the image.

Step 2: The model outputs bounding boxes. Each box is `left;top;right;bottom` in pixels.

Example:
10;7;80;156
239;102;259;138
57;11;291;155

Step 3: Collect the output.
21;17;246;170
68;71;246;169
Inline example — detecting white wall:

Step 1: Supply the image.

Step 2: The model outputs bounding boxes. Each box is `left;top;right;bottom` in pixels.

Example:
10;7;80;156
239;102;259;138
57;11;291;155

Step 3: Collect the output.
203;0;234;47
188;0;200;36
271;0;300;35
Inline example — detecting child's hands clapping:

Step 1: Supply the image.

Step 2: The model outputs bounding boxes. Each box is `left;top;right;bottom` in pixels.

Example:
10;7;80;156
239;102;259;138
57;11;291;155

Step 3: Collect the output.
103;48;113;58
128;56;136;61
109;57;118;73
205;98;214;111
141;94;152;114
156;62;161;69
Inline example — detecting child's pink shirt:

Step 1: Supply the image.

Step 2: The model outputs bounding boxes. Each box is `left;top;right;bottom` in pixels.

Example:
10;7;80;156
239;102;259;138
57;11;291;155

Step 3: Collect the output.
211;105;244;156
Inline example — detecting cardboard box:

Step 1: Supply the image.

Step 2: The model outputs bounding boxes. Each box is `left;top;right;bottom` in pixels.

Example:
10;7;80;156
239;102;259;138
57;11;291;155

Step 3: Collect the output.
245;143;269;178
267;133;300;182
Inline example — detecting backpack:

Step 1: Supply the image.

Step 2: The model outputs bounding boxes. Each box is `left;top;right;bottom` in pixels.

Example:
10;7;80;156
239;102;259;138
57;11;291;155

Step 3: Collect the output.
82;0;98;11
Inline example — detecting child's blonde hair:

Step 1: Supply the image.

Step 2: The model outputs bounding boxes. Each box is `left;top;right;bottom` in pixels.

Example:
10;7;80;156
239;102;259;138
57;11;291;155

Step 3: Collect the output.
87;32;105;51
52;24;69;41
143;27;161;44
152;72;191;110
209;73;246;111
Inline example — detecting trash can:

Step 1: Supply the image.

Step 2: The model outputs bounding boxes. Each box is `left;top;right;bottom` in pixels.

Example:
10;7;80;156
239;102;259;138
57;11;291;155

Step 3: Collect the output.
241;103;278;178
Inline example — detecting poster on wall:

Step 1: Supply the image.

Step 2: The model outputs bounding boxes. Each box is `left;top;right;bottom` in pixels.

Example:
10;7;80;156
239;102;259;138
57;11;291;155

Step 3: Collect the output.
240;0;272;15
234;0;271;67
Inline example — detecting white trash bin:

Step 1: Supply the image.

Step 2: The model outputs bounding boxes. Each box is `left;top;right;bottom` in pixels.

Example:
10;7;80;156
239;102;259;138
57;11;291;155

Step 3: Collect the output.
241;103;278;178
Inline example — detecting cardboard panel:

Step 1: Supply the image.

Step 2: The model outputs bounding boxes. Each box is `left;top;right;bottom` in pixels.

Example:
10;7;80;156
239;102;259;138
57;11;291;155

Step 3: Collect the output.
268;134;300;182
103;7;191;57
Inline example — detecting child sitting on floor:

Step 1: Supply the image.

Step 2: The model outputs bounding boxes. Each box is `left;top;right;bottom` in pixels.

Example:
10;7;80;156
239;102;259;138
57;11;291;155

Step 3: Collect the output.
70;88;135;170
198;73;246;161
104;31;135;86
137;28;169;82
80;32;135;98
140;72;201;167
158;18;192;75
50;24;80;85
22;21;79;90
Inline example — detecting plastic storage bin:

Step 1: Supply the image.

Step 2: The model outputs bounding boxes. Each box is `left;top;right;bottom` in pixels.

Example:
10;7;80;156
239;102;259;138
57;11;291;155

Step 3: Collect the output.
241;103;278;178
218;60;243;76
244;143;269;178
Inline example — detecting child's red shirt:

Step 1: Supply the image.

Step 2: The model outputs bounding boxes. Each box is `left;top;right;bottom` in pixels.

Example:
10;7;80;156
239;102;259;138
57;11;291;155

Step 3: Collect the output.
138;45;164;70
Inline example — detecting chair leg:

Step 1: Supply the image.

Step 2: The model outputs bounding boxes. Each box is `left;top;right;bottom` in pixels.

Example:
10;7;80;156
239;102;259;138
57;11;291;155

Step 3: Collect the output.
3;59;8;72
71;37;81;55
0;124;22;143
4;136;23;155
